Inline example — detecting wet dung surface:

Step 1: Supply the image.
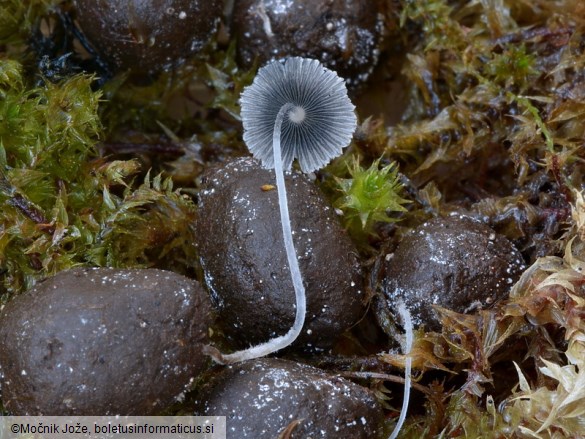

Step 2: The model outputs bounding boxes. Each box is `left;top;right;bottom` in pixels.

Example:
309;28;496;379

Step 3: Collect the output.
232;0;384;86
0;267;212;415
381;215;526;330
197;357;384;438
195;157;366;351
74;0;222;78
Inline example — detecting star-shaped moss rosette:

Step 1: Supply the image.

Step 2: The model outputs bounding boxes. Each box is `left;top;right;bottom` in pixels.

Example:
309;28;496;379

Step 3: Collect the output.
336;157;410;238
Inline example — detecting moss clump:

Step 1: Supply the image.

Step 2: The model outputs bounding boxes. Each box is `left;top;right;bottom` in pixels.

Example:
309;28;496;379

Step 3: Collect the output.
358;1;585;436
0;60;197;298
335;157;409;245
0;0;56;48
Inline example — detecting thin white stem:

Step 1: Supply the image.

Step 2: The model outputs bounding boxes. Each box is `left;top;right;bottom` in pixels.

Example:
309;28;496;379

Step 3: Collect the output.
389;300;414;439
205;103;306;364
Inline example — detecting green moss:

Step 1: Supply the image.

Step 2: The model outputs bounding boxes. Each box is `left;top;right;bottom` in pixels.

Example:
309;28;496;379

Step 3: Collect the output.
399;0;467;52
0;0;56;47
0;60;98;294
84;170;198;274
335;157;409;244
0;60;198;297
486;45;537;90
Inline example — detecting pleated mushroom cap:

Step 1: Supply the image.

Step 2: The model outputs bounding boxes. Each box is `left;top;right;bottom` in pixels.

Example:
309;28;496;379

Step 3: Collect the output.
240;57;357;173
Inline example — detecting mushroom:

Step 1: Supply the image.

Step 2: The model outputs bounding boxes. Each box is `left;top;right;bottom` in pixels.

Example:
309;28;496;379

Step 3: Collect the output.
204;57;356;364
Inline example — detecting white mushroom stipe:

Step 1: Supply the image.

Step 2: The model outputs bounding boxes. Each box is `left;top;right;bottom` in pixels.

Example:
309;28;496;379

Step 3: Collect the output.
205;57;356;364
389;300;414;439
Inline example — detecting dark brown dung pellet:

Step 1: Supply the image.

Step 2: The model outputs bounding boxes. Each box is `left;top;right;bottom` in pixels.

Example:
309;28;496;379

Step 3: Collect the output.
232;0;385;86
0;267;212;415
74;0;222;78
197;358;384;438
195;157;366;351
381;215;525;330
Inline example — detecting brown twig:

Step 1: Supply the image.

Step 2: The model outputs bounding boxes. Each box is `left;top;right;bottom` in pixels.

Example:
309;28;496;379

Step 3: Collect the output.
7;194;52;231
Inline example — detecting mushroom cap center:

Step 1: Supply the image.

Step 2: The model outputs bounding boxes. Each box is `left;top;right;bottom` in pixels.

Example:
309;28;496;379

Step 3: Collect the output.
288;106;306;124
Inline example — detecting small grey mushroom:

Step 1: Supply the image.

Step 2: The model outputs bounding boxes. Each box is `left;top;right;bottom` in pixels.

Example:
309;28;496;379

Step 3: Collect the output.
205;57;357;364
0;267;212;415
240;57;357;174
195;157;365;354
